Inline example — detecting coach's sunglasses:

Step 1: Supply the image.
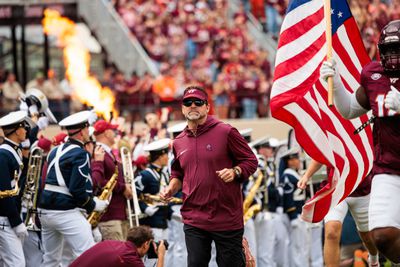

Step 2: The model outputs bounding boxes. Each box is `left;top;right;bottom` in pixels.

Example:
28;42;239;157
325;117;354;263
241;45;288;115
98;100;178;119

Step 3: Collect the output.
182;99;206;107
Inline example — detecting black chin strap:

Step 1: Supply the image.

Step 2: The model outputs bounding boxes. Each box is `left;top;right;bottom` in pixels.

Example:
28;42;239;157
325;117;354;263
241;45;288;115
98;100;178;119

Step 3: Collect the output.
4;121;29;137
4;128;18;137
68;128;83;136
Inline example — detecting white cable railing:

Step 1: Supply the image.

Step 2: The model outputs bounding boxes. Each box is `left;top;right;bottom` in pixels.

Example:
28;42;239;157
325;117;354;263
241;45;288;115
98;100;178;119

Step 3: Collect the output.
78;0;159;77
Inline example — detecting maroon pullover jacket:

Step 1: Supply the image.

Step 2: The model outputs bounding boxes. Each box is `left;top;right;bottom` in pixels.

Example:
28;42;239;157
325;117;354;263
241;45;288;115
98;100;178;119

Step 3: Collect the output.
171;116;258;231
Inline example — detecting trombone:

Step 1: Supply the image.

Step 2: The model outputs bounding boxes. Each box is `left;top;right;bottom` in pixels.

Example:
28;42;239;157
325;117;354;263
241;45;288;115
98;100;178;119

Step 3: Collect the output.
22;147;43;231
120;147;142;227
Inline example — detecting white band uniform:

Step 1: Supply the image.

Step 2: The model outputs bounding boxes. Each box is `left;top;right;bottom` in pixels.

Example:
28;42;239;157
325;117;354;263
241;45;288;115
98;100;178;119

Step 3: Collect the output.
0;216;25;267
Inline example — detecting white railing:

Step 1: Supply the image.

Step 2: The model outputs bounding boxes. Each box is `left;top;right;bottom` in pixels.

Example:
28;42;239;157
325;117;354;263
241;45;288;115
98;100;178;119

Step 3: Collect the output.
78;0;159;77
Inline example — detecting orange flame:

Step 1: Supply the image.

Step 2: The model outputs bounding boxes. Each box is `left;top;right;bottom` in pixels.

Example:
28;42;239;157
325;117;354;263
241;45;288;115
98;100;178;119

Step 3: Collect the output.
42;9;117;120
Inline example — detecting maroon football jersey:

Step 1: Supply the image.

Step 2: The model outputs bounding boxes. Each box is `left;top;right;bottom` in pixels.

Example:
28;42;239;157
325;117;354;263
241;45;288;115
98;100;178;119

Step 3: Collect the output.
361;61;400;175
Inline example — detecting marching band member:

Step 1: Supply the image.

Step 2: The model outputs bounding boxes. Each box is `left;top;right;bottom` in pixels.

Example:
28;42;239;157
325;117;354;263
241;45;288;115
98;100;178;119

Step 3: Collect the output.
22;140;46;267
240;128;258;264
135;138;171;266
136;138;171;237
20;109;52;266
279;148;309;267
251;137;280;172
166;122;187;267
239;128;253;143
92;120;133;241
249;137;289;267
0;111;34;267
38;111;109;266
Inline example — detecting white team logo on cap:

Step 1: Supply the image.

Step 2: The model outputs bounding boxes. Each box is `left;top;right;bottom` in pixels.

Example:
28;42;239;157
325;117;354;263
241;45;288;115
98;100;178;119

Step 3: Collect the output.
371;73;381;80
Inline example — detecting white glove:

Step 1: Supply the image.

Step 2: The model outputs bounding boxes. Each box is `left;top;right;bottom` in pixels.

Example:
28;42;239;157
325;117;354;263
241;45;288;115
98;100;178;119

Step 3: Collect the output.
320;59;342;89
290;218;300;228
19;101;28;112
92;227;102;243
28;104;39;116
13;223;29;241
21;139;30;148
93;197;109;212
276;207;283;215
88;110;98;125
145;206;159;216
384;86;400;113
37;117;49;130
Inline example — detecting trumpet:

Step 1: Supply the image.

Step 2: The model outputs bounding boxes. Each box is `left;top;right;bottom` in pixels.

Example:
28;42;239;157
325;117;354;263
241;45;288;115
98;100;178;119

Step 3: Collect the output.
139;193;183;206
0;170;20;199
22;147;43;231
88;166;118;228
120;146;142;228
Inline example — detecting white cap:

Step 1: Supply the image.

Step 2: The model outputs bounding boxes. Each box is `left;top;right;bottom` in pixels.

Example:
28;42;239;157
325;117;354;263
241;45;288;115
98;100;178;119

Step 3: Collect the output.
25;88;49;112
280;146;301;159
0;111;36;129
249;136;269;148
250;136;280;149
268;138;279;148
278;139;288;146
239;128;253;138
59;110;93;130
144;138;171;153
167;122;187;134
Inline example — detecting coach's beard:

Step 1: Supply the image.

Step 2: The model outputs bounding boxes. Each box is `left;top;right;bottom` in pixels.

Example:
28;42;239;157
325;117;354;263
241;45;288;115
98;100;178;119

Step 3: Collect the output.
185;111;203;121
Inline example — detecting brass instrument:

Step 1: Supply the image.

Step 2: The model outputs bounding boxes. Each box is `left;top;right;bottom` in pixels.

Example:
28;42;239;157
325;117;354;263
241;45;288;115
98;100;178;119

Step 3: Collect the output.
22;147;43;231
139;193;183;206
88;166;118;228
244;204;261;224
120;147;142;228
0;170;20;199
243;170;264;223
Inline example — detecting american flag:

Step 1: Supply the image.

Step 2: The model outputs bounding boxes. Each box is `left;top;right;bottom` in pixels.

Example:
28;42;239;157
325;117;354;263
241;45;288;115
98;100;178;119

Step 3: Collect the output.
270;0;374;222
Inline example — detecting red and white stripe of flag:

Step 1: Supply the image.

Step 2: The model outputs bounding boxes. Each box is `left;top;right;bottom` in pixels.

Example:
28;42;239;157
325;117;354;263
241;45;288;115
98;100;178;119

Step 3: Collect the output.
271;0;373;222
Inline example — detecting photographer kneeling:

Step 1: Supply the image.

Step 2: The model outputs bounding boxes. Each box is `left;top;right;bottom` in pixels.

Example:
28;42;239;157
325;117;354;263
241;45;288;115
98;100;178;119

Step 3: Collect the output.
70;226;166;267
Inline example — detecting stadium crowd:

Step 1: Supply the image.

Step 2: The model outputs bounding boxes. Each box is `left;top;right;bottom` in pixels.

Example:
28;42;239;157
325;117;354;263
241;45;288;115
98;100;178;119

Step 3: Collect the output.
0;1;400;266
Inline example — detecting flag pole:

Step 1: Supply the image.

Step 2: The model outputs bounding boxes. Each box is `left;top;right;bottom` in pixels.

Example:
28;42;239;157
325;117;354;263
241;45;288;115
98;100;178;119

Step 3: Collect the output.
324;0;334;106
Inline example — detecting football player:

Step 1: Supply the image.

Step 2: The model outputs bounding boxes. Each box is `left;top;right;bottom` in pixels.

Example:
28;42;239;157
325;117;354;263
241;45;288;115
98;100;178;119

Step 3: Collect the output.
320;20;400;263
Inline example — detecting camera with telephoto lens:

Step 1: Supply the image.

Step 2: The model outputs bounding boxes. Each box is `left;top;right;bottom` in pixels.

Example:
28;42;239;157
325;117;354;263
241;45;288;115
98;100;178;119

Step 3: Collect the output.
147;240;169;259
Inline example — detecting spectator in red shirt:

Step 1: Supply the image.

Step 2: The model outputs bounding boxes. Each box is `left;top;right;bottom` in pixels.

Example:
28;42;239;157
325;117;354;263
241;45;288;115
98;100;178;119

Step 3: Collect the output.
91;120;133;241
70;226;166;267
